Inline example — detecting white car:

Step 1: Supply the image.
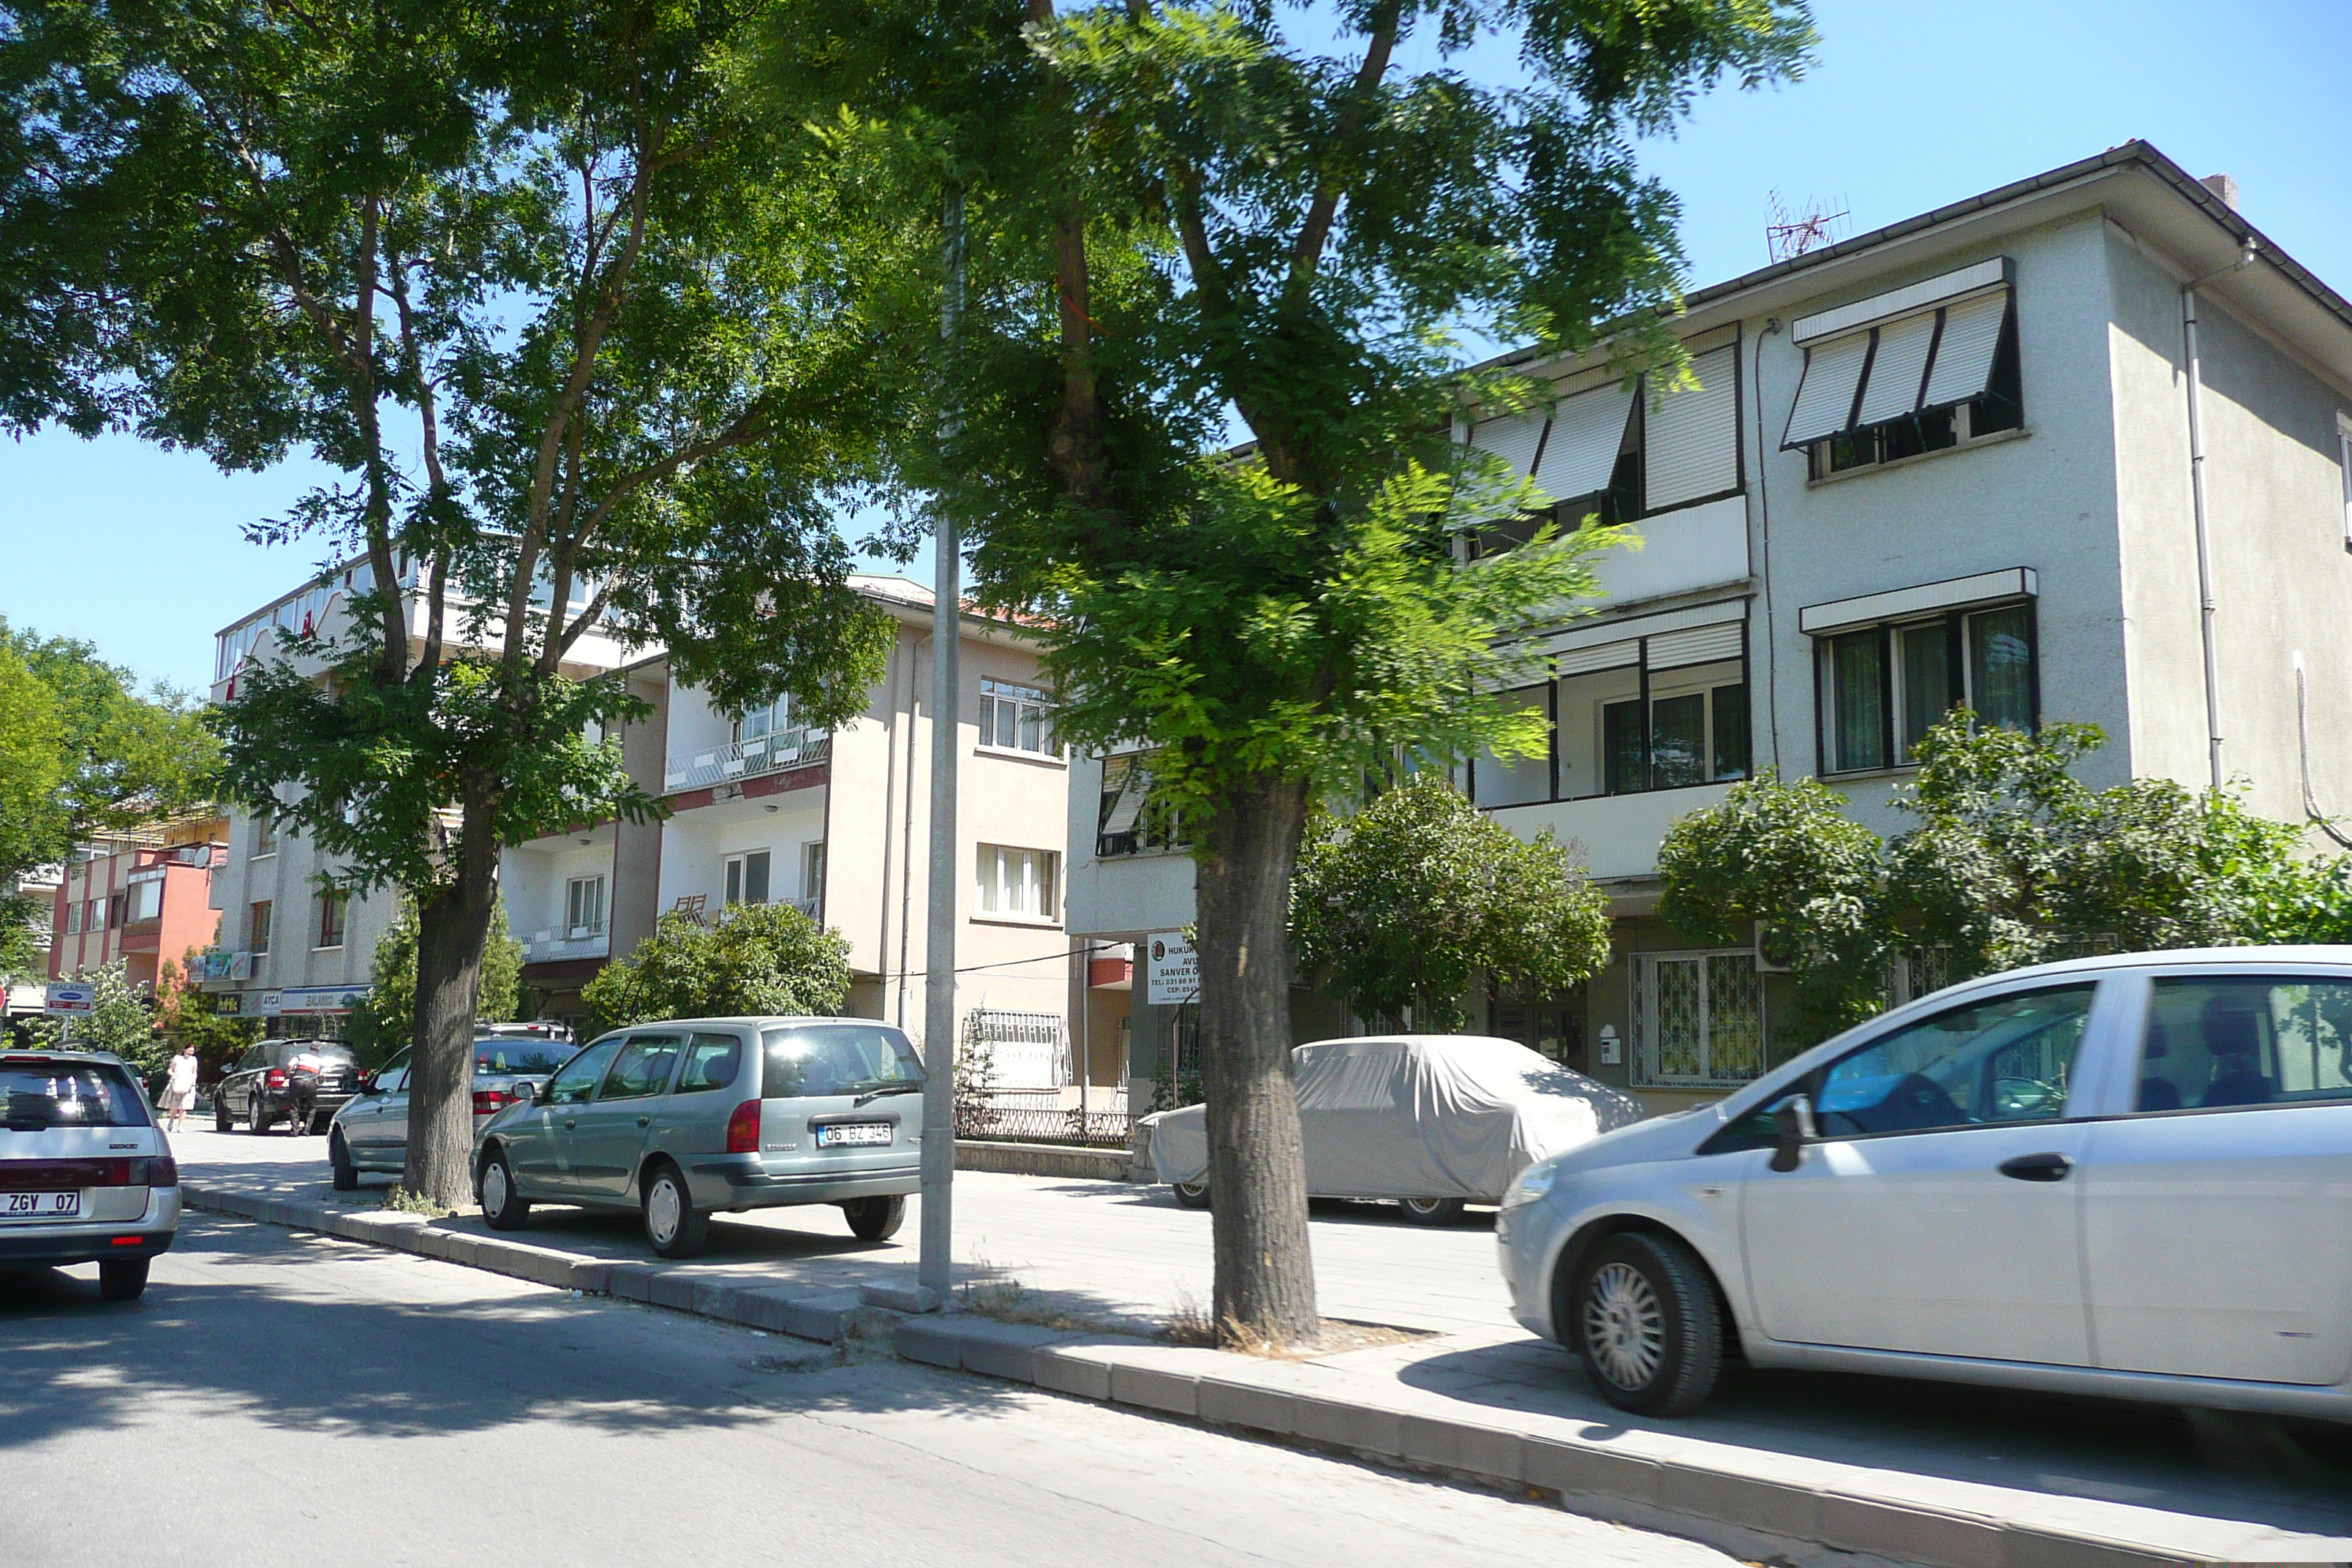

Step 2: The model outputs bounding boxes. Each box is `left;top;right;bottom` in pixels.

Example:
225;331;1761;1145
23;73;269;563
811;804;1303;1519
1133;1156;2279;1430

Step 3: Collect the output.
0;1048;181;1301
1497;947;2352;1420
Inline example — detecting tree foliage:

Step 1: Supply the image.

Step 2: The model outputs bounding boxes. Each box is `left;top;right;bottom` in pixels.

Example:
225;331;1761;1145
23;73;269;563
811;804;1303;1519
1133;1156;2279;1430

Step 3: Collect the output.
1292;775;1610;1030
579;905;852;1036
154;961;263;1082
31;960;160;1071
347;894;524;1064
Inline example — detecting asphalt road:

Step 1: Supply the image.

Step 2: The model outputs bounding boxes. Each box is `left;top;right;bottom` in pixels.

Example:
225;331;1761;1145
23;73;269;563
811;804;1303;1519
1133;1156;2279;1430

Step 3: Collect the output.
0;1215;1742;1568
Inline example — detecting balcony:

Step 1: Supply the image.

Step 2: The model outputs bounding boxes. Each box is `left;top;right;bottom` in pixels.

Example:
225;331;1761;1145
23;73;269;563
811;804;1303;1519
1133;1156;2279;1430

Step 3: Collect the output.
662;731;831;793
521;924;611;965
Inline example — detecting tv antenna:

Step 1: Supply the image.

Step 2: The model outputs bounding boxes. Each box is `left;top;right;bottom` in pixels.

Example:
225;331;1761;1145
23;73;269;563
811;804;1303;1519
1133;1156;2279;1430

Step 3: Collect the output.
1765;189;1852;263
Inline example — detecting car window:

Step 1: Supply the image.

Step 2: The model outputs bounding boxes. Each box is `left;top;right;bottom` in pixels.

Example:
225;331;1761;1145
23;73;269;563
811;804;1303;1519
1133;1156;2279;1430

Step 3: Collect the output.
676;1033;743;1094
545;1040;621;1107
1;1061;151;1129
473;1041;572;1075
598;1035;683;1101
2136;975;2352;1112
1816;984;2095;1137
760;1024;924;1099
377;1049;412;1094
236;1045;268;1073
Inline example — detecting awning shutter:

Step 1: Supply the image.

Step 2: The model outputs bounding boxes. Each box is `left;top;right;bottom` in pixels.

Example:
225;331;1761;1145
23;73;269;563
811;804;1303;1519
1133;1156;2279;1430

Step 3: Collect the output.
1853;310;1938;426
1556;640;1640;676
1643;345;1740;510
1921;290;2010;412
1469;412;1546;477
1646;621;1744;670
1532;382;1634;504
1781;331;1872;449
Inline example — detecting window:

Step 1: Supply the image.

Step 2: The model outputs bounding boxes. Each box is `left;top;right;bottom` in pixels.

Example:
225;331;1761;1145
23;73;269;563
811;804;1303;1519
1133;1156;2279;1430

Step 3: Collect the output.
1817;601;2035;774
545;1039;619;1106
1097;752;1184;856
374;1049;412;1094
106;891;127;930
676;1032;745;1093
800;843;826;908
980;679;1055;755
84;899;99;934
64;902;80;936
1818;984;2092;1134
731;701;780;747
2134;976;2352;1112
761;1023;923;1098
1470;617;1749;807
598;1034;682;1100
315;889;347;949
129;876;162;922
976;845;1058;921
565;875;607;938
252;816;277;858
249;900;273;955
1634;952;1768;1090
724;850;770;908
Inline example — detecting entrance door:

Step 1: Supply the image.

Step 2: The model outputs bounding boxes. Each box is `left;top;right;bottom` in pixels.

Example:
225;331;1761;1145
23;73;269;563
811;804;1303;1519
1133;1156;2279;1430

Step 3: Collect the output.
1742;980;2102;1365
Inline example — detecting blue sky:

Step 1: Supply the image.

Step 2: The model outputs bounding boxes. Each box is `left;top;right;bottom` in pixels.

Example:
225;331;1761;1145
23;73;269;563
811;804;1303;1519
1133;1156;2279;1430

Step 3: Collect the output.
3;0;2346;693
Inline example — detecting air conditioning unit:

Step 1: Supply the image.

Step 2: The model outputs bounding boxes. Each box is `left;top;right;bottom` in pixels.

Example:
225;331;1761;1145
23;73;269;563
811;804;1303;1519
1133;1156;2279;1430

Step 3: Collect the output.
1753;924;1796;974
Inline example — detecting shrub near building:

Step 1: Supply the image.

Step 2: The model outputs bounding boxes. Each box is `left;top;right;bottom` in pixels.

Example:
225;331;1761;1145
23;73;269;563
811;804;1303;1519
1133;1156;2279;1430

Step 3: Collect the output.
581;905;852;1036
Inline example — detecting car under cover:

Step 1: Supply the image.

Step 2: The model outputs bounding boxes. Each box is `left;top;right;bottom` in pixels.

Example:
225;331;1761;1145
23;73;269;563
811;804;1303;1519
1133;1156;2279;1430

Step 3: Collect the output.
1145;1035;1646;1202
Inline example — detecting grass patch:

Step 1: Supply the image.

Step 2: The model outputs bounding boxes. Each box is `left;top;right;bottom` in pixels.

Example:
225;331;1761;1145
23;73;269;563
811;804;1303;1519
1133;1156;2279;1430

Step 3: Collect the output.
380;1186;454;1218
956;1254;1126;1335
1161;1287;1433;1359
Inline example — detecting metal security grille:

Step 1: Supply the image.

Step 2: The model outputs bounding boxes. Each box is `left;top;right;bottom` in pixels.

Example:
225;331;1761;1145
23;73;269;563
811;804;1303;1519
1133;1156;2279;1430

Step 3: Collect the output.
1634;951;1767;1089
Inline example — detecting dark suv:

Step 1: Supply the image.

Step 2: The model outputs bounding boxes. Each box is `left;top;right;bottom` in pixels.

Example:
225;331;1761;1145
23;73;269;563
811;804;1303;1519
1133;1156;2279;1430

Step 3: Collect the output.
214;1041;363;1135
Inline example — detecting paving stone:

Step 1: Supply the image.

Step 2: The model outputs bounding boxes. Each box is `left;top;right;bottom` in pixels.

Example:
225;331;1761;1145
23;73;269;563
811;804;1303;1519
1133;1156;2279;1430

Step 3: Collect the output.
1286;1391;1402;1458
606;1264;655;1303
895;1317;964;1370
648;1272;697;1311
1032;1344;1115;1401
1817;1494;2006;1568
858;1281;941;1314
1996;1529;2197;1568
944;1320;1063;1382
1521;1434;1662;1504
1109;1361;1199;1417
1195;1376;1297;1438
1399;1413;1524;1484
777;1291;862;1342
1655;1463;1820;1539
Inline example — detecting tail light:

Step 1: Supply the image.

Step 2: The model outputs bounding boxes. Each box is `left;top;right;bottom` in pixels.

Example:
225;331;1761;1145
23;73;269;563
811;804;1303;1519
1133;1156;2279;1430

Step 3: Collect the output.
472;1090;518;1115
265;1069;287;1088
725;1098;761;1155
141;1156;178;1188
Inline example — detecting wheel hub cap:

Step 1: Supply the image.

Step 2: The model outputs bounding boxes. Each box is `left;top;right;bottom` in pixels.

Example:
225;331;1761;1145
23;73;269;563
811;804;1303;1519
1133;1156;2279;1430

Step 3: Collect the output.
648;1180;680;1244
483;1164;508;1213
1583;1261;1666;1390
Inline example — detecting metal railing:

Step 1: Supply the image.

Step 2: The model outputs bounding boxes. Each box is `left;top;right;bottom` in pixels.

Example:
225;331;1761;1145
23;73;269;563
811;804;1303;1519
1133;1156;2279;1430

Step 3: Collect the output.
521;926;611;963
662;731;832;793
955;1089;1132;1148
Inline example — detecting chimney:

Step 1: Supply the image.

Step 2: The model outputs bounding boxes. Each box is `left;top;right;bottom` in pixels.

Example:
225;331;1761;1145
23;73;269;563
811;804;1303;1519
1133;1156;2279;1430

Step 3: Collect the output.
2199;173;2239;210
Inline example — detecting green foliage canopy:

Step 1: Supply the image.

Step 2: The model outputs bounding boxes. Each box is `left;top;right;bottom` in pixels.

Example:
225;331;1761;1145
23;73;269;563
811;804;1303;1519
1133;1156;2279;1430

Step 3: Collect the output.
348;895;524;1063
580;905;853;1036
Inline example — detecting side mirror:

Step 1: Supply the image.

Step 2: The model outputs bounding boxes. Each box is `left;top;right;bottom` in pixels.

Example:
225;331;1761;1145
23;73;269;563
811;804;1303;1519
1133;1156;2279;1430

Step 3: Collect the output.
1768;1093;1818;1173
532;1082;551;1106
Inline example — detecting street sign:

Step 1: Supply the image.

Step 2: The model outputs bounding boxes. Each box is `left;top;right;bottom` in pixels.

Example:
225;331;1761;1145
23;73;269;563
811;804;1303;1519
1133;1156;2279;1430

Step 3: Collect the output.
42;984;96;1017
1144;932;1199;1006
278;984;366;1017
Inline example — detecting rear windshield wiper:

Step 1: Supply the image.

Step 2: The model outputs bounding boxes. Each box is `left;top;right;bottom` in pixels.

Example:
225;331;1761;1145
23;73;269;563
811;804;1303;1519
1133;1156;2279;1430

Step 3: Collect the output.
853;1081;925;1107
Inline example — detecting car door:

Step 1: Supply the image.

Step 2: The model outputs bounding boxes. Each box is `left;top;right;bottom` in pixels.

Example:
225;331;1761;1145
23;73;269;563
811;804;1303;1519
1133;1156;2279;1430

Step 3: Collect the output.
344;1050;407;1158
2081;968;2352;1385
513;1038;621;1195
1740;979;2108;1365
567;1033;684;1201
228;1044;268;1118
370;1055;412;1164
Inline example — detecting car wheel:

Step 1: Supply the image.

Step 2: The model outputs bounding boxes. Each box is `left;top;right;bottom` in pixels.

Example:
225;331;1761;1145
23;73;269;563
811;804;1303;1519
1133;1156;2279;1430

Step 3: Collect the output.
480;1150;531;1232
329;1129;359;1191
248;1094;273;1135
1171;1180;1211;1210
214;1094;233;1132
641;1163;708;1259
841;1195;905;1242
1572;1232;1725;1417
1398;1196;1466;1226
98;1257;149;1303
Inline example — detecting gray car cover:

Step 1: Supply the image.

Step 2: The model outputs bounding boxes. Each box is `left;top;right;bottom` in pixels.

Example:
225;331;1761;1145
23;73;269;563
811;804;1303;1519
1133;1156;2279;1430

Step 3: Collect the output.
1145;1035;1647;1202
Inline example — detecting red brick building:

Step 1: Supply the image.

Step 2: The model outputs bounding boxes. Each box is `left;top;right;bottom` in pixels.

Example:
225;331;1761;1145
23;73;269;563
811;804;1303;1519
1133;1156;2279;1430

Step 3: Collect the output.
50;816;227;997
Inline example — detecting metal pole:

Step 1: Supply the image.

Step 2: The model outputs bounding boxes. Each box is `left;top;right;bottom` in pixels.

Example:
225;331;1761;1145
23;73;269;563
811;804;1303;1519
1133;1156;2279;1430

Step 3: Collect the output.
1077;940;1090;1139
2183;284;2226;794
919;187;967;1306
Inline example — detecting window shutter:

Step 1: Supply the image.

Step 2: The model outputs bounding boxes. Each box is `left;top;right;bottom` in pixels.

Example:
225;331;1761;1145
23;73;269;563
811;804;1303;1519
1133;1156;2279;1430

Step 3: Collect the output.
1781;331;1873;448
1853;310;1938;426
1532;381;1634;503
1556;640;1640;676
1643;346;1740;510
1469;412;1545;477
1921;290;2010;412
1646;622;1744;671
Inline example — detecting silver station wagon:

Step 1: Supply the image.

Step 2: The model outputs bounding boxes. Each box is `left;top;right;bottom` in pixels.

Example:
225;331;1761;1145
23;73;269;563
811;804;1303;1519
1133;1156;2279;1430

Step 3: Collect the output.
472;1017;924;1257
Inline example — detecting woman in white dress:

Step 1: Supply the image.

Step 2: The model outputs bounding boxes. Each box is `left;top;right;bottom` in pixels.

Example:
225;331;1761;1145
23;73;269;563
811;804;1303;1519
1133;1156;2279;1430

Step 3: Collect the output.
163;1044;200;1133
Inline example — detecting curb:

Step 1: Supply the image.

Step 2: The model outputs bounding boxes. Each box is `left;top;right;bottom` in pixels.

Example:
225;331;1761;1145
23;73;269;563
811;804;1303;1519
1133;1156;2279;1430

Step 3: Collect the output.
953;1140;1132;1182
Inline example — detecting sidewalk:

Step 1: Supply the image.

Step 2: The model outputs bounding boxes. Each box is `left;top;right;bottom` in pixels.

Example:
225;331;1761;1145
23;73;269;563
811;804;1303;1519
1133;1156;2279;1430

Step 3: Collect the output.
178;1131;2352;1568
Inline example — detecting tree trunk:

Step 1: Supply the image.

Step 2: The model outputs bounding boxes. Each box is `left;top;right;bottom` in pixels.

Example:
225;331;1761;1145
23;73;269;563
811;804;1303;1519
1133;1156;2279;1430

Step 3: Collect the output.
1193;772;1319;1346
404;790;499;1207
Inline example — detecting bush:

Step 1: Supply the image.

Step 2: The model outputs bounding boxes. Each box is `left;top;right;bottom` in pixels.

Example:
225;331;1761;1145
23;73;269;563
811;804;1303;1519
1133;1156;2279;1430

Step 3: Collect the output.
580;903;851;1035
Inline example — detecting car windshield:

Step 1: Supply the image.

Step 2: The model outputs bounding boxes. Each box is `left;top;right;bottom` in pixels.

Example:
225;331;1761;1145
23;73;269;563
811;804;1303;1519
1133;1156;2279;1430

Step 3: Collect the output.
0;1061;151;1130
473;1041;570;1075
280;1044;358;1067
760;1025;924;1099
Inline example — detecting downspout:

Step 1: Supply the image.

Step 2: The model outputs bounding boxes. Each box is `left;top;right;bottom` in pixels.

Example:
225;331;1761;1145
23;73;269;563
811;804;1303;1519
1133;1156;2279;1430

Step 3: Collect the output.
1752;319;1785;775
2293;653;2352;850
2181;238;2258;792
894;631;930;1028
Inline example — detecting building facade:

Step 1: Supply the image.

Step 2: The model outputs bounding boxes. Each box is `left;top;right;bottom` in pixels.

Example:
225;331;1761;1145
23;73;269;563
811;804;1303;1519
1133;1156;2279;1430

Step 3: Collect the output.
1071;143;2352;1115
47;817;227;996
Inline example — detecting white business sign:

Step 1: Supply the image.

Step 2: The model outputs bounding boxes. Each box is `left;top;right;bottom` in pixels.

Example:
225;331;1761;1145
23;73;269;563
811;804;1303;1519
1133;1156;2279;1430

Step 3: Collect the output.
279;984;367;1017
1143;932;1199;1007
42;984;96;1017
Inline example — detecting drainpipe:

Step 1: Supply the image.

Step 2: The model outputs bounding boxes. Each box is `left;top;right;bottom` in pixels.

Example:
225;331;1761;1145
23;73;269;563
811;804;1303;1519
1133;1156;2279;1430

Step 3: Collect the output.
2181;238;2258;792
2293;653;2352;850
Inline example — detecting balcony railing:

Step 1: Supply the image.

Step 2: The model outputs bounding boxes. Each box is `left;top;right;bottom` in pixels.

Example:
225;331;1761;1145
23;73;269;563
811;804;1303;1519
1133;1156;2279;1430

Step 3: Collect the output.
662;731;831;793
521;924;611;965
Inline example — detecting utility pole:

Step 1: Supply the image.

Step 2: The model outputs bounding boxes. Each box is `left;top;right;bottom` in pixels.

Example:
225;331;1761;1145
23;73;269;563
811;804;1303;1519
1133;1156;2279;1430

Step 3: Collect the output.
919;186;967;1306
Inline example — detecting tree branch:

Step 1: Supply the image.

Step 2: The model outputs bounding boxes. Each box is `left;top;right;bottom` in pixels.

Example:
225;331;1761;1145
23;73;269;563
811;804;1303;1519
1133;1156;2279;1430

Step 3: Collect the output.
1287;2;1400;293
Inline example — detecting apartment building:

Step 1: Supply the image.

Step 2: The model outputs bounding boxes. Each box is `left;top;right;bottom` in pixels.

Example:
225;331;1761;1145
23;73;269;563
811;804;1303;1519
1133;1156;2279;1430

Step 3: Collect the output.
1070;142;2352;1115
47;815;226;995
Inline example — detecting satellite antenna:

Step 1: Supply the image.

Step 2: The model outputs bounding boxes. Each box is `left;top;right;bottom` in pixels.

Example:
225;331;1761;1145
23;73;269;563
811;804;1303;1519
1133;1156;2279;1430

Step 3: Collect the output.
1765;189;1852;263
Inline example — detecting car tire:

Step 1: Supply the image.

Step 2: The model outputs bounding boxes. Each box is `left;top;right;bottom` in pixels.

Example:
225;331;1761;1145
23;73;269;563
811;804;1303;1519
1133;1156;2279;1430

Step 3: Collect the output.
214;1095;233;1132
480;1150;531;1232
329;1129;359;1191
1171;1180;1211;1210
248;1095;272;1135
1572;1232;1725;1418
641;1163;708;1259
841;1195;905;1242
98;1257;149;1303
1398;1196;1466;1226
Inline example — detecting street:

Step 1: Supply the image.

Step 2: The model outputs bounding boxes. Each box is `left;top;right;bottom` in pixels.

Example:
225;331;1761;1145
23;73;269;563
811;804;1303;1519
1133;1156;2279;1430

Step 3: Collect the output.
0;1214;1738;1568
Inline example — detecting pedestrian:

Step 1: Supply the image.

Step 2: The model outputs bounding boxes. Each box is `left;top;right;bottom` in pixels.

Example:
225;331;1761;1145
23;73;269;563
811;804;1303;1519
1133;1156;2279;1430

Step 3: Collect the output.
162;1043;200;1134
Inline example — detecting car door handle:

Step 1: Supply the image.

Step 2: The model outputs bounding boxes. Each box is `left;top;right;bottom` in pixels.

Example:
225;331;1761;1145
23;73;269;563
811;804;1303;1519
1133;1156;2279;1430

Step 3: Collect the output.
564;1119;577;1131
635;1116;649;1128
1998;1152;2073;1182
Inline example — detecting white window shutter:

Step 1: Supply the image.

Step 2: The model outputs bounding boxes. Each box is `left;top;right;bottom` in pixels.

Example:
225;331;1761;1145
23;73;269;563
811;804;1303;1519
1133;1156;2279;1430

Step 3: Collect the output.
1556;640;1641;676
1782;331;1873;449
1854;310;1938;426
1921;290;2010;411
1646;621;1744;671
1532;381;1634;504
1469;412;1546;477
1643;346;1741;510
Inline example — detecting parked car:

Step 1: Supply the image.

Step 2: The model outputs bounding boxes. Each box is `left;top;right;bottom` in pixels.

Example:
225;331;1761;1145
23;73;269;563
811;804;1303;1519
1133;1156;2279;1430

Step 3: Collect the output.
328;1025;576;1191
1498;947;2352;1421
1144;1036;1646;1224
0;1048;180;1300
214;1040;363;1135
472;1016;924;1258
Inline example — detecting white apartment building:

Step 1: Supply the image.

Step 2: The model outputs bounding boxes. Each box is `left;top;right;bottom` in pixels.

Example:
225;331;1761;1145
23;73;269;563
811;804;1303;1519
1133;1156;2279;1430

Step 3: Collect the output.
1070;142;2352;1115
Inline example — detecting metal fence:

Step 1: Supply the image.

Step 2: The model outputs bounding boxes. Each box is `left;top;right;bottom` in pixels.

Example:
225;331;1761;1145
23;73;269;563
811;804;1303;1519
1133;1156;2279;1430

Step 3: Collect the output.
956;1090;1132;1147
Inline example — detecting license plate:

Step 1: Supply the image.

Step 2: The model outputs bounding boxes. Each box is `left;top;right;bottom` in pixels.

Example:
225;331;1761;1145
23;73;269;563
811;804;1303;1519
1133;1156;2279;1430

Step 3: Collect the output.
2;1191;80;1220
816;1123;892;1148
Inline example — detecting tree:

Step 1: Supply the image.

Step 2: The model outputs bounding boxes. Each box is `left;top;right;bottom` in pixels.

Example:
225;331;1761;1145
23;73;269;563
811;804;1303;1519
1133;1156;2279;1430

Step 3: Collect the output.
43;961;161;1072
764;0;1812;1343
0;638;66;887
579;904;852;1035
0;622;221;849
8;0;909;1204
347;895;524;1065
155;960;263;1082
1292;776;1610;1030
